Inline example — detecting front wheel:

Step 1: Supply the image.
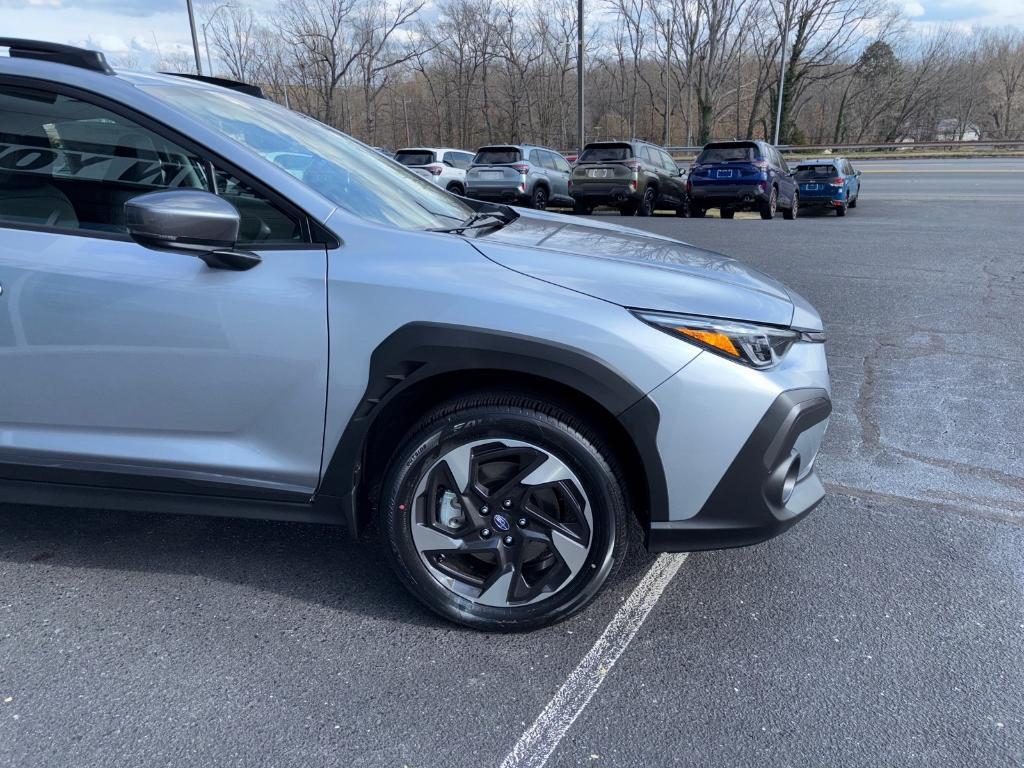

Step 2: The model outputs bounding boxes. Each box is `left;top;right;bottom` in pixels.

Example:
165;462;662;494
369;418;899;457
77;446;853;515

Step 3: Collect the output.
849;195;858;209
836;201;847;217
446;182;464;196
381;395;629;632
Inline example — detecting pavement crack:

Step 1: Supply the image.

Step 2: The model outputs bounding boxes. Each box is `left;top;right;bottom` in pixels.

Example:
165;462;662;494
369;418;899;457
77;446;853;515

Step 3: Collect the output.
825;483;1024;528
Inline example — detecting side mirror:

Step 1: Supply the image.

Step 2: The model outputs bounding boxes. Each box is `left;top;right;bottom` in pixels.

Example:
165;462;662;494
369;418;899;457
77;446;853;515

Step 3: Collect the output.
125;190;260;271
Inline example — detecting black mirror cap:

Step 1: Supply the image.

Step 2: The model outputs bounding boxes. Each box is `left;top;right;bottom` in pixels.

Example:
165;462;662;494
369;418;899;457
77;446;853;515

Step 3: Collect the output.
126;190;240;250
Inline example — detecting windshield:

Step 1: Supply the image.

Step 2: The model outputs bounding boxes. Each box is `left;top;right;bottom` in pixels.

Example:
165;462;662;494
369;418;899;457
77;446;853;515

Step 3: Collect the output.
475;147;521;164
697;145;760;163
394;150;435;166
796;165;838;180
140;85;473;230
579;144;633;162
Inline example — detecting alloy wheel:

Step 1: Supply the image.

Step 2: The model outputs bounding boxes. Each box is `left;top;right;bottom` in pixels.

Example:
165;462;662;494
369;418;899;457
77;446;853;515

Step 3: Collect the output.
409;439;593;607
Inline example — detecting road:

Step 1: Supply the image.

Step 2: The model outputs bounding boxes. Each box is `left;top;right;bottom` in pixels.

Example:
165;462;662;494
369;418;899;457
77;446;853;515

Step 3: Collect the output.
2;158;1022;768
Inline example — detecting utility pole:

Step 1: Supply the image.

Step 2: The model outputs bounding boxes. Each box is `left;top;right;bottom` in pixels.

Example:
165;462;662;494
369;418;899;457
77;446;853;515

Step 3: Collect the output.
773;0;790;146
663;9;673;145
186;0;204;75
577;0;585;153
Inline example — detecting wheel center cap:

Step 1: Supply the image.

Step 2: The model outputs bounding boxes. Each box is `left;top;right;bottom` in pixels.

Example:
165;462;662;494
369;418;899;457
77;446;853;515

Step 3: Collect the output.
492;514;511;532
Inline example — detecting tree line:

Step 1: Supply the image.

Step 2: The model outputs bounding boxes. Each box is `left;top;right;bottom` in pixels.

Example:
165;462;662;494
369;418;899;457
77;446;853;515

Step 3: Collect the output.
149;0;1024;150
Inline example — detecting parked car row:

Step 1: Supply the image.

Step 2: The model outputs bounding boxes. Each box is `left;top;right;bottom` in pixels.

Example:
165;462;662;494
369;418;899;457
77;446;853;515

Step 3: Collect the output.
392;139;861;220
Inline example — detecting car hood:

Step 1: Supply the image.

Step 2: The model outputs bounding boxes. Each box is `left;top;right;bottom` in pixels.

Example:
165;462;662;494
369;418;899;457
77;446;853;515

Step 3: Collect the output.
472;210;818;329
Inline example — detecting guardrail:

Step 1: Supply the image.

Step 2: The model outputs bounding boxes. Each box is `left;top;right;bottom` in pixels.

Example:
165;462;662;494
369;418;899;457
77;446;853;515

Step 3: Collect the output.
663;139;1024;154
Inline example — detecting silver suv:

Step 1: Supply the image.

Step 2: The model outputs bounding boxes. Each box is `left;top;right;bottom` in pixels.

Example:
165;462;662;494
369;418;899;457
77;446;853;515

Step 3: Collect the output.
393;147;474;195
0;40;832;631
465;144;574;209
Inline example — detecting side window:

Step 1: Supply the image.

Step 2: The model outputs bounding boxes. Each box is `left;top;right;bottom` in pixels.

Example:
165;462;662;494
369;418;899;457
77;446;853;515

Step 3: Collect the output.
443;151;470;170
0;83;301;245
660;150;677;172
777;150;790;173
529;150;543;166
554;154;572;173
638;145;654;164
541;151;559;171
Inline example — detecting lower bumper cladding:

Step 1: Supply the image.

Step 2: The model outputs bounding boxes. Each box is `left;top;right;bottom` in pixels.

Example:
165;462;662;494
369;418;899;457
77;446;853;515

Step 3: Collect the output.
646;387;832;553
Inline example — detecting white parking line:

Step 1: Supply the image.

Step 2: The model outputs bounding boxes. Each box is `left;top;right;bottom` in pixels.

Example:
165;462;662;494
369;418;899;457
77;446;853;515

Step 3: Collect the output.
498;552;689;768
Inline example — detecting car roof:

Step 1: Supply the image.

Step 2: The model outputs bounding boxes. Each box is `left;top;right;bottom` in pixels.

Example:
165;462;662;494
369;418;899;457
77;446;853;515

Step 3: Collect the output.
796;157;844;166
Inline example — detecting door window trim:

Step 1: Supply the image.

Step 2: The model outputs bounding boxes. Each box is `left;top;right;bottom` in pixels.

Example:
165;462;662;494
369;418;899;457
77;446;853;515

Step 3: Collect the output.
0;74;338;249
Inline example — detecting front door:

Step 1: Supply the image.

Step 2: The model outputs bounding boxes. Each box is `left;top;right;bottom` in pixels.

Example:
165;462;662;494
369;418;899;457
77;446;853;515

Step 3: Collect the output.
0;81;328;497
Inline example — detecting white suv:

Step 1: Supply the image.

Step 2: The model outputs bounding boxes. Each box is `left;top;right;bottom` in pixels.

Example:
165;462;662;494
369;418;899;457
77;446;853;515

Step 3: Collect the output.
394;147;474;195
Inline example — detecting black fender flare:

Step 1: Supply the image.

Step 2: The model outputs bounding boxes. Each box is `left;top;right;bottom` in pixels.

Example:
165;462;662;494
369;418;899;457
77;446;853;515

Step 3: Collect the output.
315;322;668;536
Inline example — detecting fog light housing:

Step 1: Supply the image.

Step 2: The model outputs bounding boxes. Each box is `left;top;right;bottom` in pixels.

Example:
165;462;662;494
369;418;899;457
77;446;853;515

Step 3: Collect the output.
767;450;801;507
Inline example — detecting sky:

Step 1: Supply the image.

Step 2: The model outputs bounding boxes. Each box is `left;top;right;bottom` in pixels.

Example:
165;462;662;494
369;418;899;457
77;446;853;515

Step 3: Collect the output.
2;0;1023;71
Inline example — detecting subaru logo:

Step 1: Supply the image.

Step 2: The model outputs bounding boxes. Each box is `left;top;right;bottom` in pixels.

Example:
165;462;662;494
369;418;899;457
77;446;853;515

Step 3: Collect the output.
492;514;511;532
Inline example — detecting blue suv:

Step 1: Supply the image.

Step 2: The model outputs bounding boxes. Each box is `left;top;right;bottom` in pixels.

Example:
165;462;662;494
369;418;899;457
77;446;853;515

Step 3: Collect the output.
686;140;798;220
794;158;861;216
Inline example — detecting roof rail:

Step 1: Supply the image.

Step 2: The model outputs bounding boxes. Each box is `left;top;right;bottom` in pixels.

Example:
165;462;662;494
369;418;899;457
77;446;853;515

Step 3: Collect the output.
162;72;266;99
0;38;113;74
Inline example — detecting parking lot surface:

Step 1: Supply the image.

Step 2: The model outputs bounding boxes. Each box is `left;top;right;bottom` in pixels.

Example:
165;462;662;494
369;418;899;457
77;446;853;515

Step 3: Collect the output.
2;158;1022;767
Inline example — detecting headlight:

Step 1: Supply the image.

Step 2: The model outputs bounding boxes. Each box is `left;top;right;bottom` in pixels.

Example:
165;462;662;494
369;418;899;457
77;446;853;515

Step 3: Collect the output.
632;310;824;369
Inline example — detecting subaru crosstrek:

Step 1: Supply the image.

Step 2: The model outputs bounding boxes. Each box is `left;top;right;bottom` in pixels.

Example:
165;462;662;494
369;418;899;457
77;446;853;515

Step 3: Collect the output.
687;140;799;220
0;40;831;631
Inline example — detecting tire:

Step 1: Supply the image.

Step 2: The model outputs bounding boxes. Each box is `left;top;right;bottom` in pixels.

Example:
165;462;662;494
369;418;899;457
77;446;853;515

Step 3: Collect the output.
619;202;638;216
381;394;630;632
836;202;847;217
675;199;690;217
690;206;706;218
849;195;858;209
720;208;735;219
783;193;799;220
573;201;593;215
637;187;656;216
446;182;464;196
531;186;548;210
759;187;778;220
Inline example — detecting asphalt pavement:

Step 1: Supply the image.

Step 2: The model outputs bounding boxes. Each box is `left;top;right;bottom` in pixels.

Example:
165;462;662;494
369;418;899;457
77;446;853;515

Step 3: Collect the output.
2;157;1022;768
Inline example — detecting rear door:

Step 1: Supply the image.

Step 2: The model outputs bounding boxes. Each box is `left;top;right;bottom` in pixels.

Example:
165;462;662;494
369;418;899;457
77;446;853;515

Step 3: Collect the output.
0;80;328;498
772;146;796;205
550;152;574;203
541;151;570;202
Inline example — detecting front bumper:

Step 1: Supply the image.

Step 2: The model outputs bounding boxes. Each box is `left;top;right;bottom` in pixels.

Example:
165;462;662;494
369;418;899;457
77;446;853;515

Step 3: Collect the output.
632;340;831;553
647;387;831;551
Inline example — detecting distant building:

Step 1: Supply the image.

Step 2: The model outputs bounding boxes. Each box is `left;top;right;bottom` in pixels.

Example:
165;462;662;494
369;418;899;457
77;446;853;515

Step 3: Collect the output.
935;119;981;141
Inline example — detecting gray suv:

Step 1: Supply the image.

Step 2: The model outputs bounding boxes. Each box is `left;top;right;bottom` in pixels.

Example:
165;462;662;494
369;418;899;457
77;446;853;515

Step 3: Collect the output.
0;40;832;631
465;144;573;210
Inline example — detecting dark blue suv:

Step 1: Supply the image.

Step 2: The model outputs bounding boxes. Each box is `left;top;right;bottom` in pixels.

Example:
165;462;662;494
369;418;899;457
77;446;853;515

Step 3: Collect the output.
686;140;798;220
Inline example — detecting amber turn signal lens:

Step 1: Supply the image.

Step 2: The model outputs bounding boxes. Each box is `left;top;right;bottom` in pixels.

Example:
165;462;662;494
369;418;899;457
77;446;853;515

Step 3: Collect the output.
676;328;740;357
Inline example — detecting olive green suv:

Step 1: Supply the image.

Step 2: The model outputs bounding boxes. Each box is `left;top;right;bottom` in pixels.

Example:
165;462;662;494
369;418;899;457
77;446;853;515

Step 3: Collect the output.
571;140;688;216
